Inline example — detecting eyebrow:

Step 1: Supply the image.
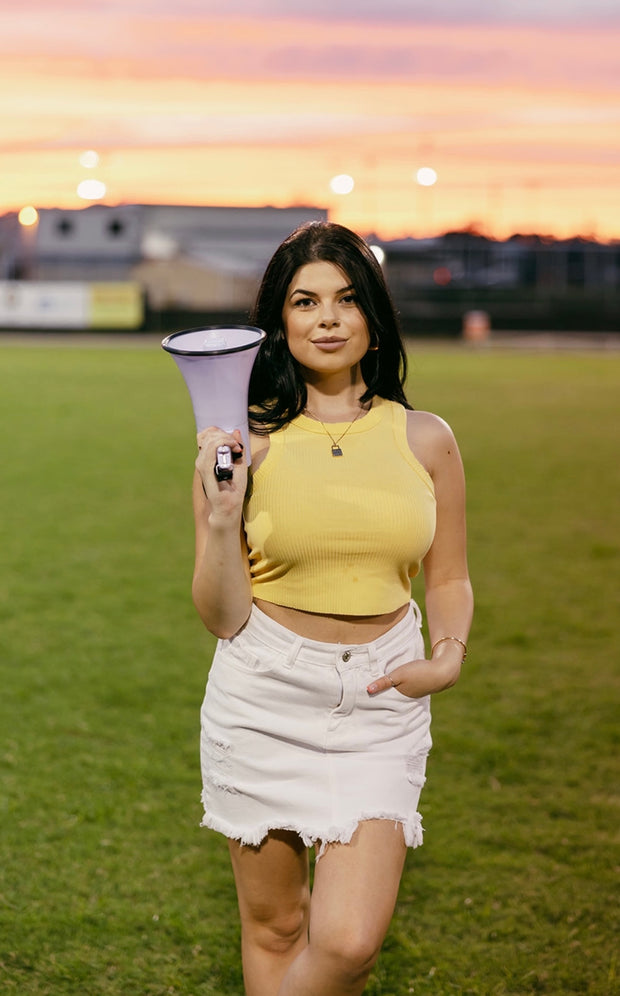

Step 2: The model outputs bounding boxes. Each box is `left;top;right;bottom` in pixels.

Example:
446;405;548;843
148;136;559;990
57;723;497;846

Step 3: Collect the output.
289;284;355;298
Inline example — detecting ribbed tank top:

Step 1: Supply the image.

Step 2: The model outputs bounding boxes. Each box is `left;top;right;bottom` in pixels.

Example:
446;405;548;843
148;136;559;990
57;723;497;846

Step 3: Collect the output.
243;397;436;615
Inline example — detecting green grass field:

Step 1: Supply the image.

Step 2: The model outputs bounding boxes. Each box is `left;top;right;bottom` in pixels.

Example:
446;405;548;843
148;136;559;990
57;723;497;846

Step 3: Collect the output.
1;339;618;996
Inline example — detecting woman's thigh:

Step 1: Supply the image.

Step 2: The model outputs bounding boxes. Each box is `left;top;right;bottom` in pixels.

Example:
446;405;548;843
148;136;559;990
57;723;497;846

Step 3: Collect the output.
228;830;311;933
309;819;407;957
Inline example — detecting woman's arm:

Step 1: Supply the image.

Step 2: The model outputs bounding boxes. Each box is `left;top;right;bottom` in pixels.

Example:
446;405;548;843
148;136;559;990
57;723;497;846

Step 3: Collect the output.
367;411;473;698
419;413;473;689
191;428;253;639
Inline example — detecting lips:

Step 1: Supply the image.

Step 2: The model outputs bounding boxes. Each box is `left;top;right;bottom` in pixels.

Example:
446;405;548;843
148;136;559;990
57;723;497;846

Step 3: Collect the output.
311;337;347;351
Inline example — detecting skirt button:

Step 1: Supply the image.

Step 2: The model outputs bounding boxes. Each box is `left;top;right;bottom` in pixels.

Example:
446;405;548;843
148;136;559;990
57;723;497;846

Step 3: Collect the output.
342;650;352;662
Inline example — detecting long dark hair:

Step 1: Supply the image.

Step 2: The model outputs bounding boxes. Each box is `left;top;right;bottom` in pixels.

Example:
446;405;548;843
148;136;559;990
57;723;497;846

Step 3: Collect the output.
248;221;411;433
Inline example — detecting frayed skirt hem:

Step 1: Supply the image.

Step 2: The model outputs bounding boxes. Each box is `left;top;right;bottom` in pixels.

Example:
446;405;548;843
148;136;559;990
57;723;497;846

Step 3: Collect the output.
200;805;424;859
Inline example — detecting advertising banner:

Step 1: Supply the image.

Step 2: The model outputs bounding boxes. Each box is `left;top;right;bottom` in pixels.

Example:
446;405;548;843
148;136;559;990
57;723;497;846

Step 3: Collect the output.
0;281;143;329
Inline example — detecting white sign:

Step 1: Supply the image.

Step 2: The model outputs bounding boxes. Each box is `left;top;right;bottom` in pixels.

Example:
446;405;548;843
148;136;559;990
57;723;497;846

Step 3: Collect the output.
0;281;143;329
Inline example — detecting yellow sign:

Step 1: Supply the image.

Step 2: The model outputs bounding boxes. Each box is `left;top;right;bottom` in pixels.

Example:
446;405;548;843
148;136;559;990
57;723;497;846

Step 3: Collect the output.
89;282;143;328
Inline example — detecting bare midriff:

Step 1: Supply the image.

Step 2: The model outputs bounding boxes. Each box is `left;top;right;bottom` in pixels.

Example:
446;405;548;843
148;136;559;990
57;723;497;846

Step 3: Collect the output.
253;597;410;645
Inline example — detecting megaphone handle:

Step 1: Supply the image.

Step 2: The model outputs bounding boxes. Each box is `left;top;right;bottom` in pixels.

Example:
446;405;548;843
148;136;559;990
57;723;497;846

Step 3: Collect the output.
214;445;234;481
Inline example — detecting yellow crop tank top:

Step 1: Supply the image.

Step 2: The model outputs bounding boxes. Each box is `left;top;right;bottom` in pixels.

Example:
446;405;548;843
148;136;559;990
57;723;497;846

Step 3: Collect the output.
243;397;436;615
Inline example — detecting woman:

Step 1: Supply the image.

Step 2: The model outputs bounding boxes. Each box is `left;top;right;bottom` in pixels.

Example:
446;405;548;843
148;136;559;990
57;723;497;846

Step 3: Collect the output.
192;221;473;996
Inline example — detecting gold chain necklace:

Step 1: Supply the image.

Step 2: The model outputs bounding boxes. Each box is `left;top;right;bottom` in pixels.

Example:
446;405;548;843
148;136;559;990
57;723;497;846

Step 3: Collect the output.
304;406;366;457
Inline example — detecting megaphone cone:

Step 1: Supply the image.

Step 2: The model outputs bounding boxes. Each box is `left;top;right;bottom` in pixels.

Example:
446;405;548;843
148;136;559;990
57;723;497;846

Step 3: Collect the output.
162;326;266;462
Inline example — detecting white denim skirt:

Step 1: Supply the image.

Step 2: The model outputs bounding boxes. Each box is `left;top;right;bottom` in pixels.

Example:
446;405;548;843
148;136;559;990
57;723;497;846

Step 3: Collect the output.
200;601;432;855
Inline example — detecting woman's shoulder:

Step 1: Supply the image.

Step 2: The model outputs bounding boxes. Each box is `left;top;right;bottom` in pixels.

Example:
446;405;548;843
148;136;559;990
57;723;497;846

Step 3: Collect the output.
406;408;455;439
405;409;459;476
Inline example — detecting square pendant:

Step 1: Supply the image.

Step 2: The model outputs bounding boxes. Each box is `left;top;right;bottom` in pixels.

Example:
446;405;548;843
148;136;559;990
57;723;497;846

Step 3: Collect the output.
331;445;343;457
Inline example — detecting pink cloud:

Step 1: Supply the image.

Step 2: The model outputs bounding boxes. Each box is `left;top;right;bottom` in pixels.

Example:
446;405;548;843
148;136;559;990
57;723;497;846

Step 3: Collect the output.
1;12;618;91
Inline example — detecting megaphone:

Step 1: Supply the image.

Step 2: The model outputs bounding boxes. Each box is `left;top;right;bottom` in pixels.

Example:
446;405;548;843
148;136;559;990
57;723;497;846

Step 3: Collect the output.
161;325;266;465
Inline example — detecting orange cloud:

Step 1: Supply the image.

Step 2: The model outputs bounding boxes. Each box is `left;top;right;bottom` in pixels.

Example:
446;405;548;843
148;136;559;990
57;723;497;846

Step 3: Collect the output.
0;15;618;240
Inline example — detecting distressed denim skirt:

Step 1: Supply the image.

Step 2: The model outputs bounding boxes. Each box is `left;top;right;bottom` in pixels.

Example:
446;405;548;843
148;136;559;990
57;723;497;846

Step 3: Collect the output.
200;600;432;856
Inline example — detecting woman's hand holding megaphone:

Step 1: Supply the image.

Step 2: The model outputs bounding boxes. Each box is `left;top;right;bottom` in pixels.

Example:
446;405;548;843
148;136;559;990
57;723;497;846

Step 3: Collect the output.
195;427;247;516
192;426;252;638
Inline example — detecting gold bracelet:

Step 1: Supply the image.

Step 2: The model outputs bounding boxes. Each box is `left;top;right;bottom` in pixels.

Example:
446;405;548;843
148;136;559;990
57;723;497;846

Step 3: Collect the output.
431;636;467;662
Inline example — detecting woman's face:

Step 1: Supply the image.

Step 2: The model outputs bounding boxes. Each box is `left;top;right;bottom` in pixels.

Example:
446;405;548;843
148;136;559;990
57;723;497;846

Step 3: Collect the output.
281;260;371;381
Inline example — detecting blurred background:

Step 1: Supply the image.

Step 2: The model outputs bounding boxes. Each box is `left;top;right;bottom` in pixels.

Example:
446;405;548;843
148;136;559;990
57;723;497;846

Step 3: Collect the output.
2;7;619;994
0;0;619;335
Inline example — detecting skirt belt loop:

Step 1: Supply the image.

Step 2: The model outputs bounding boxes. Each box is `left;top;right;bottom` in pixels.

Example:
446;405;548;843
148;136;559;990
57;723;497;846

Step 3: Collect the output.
283;634;304;669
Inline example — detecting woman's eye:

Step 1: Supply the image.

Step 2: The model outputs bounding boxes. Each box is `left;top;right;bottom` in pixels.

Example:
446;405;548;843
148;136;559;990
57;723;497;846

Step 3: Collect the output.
293;297;314;308
340;294;358;306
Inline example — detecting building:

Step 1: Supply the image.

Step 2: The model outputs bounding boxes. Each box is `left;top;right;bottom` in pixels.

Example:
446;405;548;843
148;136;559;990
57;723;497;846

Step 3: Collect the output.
378;231;620;333
0;203;328;328
1;206;618;332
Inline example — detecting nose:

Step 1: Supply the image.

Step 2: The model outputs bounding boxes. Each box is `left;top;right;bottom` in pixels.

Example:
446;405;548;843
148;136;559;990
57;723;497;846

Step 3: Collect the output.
318;308;340;329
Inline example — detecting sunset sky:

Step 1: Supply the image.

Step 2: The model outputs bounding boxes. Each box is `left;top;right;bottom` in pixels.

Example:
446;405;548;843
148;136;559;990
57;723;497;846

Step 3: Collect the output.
1;0;619;240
